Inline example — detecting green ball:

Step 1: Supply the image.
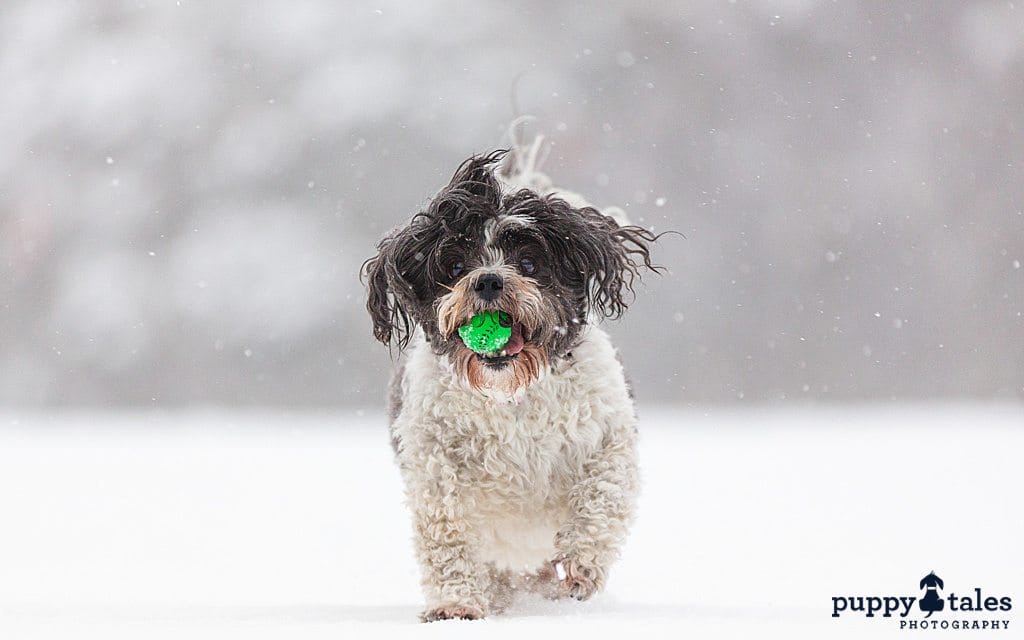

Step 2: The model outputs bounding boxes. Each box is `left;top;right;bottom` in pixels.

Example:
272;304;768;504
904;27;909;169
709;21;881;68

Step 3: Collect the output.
458;310;512;353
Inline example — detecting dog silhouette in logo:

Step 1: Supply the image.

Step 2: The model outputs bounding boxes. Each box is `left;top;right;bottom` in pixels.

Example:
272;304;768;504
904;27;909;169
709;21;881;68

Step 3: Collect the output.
919;571;945;617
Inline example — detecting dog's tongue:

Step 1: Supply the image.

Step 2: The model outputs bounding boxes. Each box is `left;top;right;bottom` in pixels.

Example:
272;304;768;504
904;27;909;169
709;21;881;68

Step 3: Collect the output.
503;323;525;355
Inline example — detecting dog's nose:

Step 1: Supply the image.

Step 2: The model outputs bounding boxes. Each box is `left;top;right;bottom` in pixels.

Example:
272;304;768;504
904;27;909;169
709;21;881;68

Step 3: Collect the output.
474;273;504;301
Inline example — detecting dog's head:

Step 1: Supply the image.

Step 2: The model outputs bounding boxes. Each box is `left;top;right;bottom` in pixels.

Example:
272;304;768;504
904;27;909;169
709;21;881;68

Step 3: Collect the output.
363;150;659;396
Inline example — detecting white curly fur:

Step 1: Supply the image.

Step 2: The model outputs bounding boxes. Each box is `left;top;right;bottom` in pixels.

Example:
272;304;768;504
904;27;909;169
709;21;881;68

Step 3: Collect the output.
390;324;639;621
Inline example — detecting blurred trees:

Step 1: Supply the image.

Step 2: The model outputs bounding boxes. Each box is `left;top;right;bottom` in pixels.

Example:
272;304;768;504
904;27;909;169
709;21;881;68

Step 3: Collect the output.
1;1;1021;406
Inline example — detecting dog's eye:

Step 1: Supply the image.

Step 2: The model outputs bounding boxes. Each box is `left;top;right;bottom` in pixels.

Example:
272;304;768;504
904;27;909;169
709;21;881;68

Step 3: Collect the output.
519;257;536;275
449;261;465;278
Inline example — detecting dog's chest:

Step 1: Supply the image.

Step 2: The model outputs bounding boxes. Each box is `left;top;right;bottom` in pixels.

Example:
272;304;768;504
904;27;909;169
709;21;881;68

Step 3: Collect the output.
442;411;564;495
396;329;631;512
438;373;603;509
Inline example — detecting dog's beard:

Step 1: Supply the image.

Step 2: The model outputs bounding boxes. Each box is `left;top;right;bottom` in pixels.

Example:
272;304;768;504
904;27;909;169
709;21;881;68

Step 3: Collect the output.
436;266;552;395
455;343;548;396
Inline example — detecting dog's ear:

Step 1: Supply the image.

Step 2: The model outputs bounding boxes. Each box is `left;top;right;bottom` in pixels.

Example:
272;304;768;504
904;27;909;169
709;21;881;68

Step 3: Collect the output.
361;234;414;350
568;205;663;319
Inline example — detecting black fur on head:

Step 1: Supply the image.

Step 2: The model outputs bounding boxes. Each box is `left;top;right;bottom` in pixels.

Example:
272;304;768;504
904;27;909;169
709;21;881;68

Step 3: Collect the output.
362;149;662;385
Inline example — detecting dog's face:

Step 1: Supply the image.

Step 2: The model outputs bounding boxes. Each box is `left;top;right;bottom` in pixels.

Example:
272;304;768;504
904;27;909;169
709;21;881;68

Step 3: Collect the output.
363;150;658;395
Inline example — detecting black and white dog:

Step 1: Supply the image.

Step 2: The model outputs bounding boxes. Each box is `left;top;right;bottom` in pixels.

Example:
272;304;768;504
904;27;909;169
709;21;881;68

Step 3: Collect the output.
363;140;660;621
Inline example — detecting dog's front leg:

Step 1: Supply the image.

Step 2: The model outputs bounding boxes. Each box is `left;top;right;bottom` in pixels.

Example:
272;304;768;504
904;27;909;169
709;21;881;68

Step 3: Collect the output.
407;469;489;622
552;429;639;601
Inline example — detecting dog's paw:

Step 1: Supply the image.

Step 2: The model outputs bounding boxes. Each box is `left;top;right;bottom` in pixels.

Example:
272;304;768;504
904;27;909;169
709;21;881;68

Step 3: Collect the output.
551;556;602;601
420;604;485;622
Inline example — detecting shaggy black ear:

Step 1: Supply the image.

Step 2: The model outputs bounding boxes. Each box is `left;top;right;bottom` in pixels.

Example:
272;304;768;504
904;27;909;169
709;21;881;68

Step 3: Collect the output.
361;235;414;350
570;205;663;319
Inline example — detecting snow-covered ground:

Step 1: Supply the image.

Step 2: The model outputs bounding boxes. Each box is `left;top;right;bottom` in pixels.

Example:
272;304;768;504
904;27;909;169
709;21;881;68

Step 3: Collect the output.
0;406;1021;639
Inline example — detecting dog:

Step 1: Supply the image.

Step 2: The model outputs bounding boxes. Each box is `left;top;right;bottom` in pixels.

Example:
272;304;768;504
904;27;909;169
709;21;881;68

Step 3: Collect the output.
362;139;660;621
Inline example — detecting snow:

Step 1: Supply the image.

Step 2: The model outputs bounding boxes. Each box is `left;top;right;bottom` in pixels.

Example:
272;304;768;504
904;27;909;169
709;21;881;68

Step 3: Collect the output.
0;406;1021;639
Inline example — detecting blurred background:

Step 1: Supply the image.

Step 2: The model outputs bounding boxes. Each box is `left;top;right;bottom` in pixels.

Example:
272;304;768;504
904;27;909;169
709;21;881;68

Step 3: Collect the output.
1;0;1021;408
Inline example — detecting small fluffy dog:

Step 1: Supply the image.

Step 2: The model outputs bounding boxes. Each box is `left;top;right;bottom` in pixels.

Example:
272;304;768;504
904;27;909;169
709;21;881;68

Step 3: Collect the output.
363;140;659;621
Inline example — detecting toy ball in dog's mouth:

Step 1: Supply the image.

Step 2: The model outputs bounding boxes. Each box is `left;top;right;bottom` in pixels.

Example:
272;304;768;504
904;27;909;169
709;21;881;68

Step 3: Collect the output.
457;310;525;358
